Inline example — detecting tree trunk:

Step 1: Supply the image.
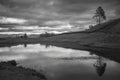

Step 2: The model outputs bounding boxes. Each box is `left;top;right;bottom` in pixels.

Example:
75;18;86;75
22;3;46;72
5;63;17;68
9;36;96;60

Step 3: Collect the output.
98;16;101;24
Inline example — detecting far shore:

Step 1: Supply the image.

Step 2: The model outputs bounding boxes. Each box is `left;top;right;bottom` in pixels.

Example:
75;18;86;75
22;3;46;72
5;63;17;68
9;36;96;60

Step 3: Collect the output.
1;18;120;49
0;36;120;49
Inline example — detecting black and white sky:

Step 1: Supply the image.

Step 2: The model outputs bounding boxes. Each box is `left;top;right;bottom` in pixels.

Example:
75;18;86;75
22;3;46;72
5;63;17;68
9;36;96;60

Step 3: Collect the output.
0;0;120;34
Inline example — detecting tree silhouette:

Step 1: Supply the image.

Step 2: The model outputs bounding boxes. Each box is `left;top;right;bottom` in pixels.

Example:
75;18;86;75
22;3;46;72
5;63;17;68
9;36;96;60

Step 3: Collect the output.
24;33;27;38
93;6;106;24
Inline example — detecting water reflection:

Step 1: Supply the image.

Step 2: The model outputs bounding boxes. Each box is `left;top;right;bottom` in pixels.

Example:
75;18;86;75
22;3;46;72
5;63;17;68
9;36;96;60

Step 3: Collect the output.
24;43;27;48
93;56;107;77
0;43;120;80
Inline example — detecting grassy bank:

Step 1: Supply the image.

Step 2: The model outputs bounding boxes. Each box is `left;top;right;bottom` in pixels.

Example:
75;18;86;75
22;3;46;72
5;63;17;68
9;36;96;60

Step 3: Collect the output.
41;18;120;48
0;60;47;80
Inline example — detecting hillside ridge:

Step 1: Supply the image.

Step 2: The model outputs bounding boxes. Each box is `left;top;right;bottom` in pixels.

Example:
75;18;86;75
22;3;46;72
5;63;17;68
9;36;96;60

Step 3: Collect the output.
59;18;120;35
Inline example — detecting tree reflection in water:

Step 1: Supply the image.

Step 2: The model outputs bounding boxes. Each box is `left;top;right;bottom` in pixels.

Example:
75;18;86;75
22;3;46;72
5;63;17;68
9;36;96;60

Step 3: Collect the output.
93;56;107;77
24;43;27;48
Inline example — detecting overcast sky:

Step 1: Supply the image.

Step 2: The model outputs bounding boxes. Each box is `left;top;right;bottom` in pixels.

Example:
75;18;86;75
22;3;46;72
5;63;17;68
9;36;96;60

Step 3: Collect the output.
0;0;120;35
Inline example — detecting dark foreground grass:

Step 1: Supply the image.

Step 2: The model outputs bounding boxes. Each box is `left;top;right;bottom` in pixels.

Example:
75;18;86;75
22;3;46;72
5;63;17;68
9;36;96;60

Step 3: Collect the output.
0;60;47;80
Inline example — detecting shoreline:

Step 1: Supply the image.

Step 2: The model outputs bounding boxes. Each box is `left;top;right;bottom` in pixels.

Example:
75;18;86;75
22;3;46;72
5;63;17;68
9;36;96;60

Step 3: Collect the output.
0;38;120;49
0;60;47;80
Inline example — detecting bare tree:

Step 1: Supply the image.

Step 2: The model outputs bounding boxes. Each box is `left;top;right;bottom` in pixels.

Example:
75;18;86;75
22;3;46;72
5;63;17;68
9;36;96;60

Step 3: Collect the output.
93;6;106;24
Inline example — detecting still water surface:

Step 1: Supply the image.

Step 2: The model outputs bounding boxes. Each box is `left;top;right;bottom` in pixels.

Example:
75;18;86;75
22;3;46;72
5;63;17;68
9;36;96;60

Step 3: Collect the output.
0;44;120;80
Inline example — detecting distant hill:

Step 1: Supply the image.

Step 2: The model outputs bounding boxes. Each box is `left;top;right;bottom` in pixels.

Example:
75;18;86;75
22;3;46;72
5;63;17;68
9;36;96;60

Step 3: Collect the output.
42;18;120;48
57;18;120;34
84;18;120;33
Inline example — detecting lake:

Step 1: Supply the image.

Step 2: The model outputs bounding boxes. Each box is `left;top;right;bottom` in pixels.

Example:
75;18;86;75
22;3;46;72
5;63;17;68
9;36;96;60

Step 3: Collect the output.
0;44;120;80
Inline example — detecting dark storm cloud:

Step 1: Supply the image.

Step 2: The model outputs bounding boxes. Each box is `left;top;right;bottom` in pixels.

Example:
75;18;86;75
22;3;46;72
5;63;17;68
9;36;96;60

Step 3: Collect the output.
0;0;37;8
0;0;52;19
57;0;120;14
0;0;120;34
0;0;120;19
0;0;120;17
